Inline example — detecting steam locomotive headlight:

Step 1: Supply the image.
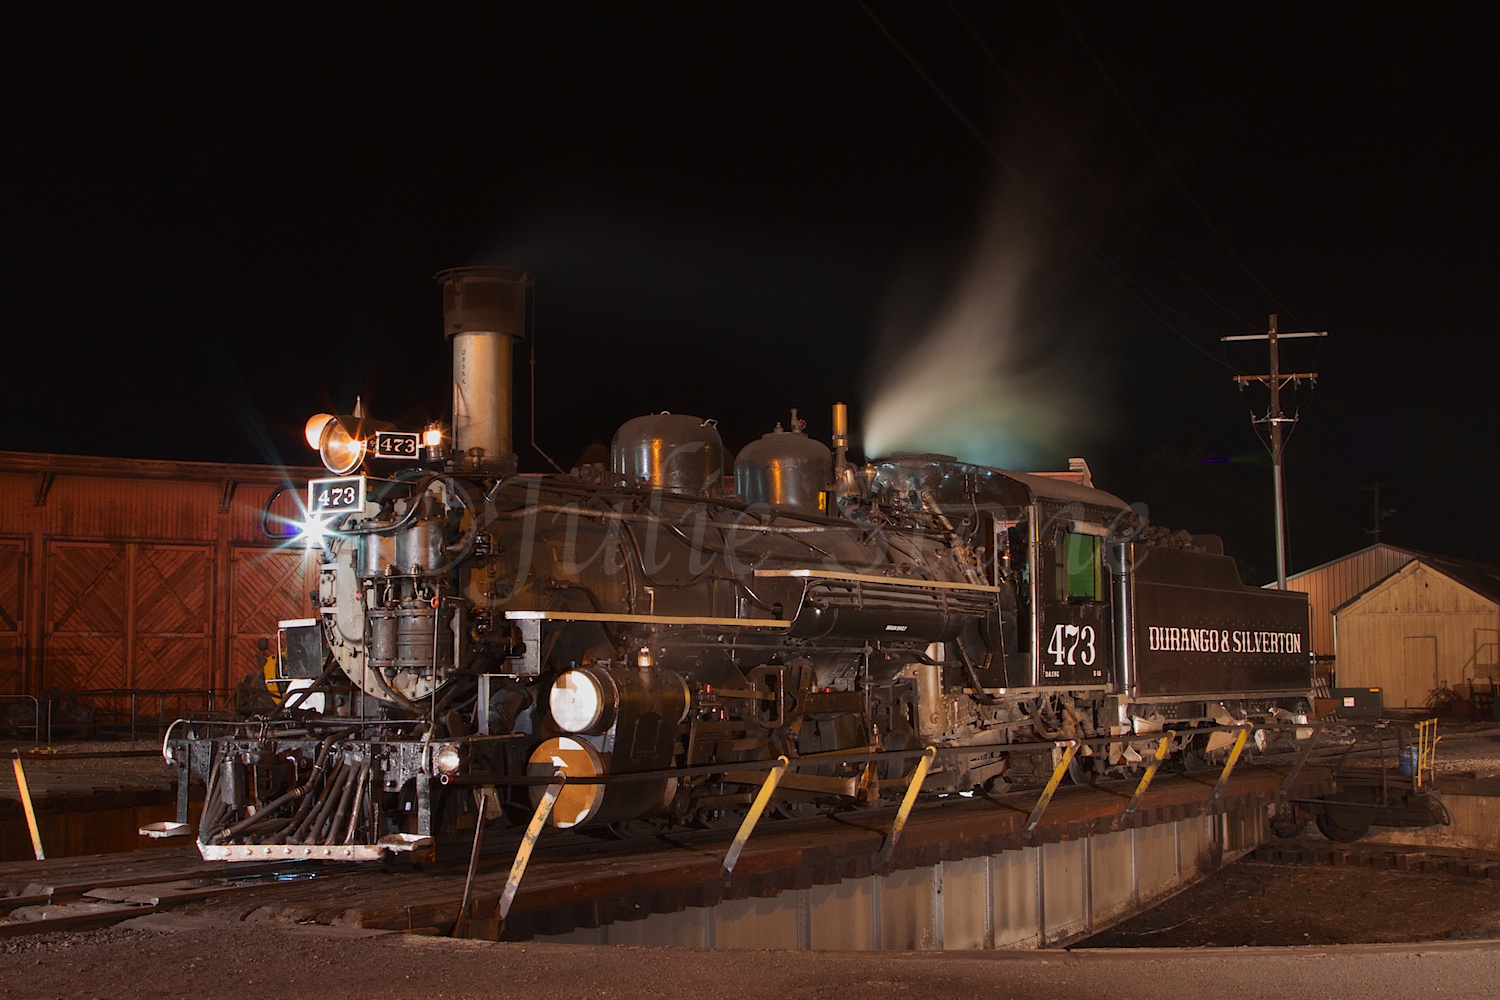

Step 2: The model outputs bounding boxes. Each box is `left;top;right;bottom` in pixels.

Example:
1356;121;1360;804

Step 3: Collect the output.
305;414;337;449
433;742;463;776
318;422;366;475
306;413;376;475
550;668;615;734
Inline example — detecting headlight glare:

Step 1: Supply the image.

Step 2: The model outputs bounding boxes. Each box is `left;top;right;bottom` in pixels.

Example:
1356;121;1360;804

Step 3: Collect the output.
319;422;367;475
434;742;463;776
550;669;611;734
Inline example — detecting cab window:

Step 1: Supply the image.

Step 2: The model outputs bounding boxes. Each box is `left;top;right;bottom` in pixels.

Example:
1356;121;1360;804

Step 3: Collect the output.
1055;531;1102;602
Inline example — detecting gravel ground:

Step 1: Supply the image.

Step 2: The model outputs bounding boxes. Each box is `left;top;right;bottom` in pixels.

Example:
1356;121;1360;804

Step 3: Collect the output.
0;741;177;796
1080;857;1500;948
1424;724;1500;778
2;916;1499;1000
5;722;1500;998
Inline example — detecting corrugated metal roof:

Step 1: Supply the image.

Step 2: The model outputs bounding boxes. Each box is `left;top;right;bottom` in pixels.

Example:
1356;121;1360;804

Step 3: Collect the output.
1277;543;1417;657
1279;543;1500;661
1333;556;1500;615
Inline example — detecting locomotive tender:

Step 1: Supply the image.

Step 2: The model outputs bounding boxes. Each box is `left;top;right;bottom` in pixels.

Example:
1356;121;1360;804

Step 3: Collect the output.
168;266;1312;861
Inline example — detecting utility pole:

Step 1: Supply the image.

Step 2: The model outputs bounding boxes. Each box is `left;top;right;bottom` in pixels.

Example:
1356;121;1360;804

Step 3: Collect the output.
1222;315;1326;589
1361;483;1395;542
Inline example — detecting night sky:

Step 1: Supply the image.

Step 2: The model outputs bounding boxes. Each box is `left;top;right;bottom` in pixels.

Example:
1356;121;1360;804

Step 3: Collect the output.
6;3;1495;581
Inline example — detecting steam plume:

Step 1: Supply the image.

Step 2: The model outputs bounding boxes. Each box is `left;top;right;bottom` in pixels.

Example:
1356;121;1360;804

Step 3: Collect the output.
861;190;1103;471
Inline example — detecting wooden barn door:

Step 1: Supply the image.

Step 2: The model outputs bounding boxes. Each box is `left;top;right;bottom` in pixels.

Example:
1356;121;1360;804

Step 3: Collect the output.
1403;635;1439;708
43;541;128;693
0;539;25;696
43;541;213;697
228;545;320;686
130;543;213;694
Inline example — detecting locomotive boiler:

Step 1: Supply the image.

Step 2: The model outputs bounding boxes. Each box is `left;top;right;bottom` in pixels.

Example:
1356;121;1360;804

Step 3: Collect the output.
166;266;1312;861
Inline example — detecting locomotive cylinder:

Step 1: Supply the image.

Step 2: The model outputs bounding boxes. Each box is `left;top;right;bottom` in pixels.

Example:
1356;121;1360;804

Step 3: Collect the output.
530;664;691;828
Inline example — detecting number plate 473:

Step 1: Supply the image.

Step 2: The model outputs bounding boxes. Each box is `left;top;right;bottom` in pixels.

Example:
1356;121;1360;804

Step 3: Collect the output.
308;476;366;514
1047;623;1097;666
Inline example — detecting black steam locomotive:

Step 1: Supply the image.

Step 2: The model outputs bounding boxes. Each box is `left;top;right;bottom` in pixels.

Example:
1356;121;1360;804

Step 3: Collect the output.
167;267;1312;861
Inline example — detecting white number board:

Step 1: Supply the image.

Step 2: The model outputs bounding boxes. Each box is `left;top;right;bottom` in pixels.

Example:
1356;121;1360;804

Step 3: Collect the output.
373;431;419;458
308;476;366;514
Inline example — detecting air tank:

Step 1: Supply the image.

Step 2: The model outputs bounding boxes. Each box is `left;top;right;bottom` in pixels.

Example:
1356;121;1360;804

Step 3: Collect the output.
734;410;832;514
611;413;726;495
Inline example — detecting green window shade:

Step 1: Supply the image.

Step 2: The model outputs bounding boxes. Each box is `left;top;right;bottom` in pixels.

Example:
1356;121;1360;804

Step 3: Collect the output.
1056;532;1102;601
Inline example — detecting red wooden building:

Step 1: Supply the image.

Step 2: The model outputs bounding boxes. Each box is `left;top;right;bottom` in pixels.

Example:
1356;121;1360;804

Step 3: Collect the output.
0;451;321;720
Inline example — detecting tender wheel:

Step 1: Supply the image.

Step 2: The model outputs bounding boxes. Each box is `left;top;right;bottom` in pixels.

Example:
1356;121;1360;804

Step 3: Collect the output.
1314;790;1374;842
1066;755;1098;786
1270;814;1306;839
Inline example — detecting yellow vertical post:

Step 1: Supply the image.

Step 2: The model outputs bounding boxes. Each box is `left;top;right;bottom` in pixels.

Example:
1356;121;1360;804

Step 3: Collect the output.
722;755;790;874
12;752;44;860
496;771;565;927
880;746;937;863
1125;733;1175;813
1022;741;1079;837
1209;728;1250;804
1415;719;1439;790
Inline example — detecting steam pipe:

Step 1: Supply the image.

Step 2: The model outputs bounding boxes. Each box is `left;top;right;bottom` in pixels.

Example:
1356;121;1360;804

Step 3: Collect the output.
292;759;347;843
216;738;337;841
197;750;227;843
323;757;363;844
306;764;354;844
341;759;372;844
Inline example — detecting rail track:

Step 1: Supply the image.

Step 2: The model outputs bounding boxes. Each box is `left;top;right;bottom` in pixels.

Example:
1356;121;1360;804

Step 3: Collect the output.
1251;838;1500;879
0;857;314;938
1;755;1339;942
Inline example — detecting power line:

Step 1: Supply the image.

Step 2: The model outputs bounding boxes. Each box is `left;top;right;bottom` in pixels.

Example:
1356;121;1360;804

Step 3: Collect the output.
855;1;1240;373
944;0;1262;338
1053;0;1310;331
1222;315;1327;588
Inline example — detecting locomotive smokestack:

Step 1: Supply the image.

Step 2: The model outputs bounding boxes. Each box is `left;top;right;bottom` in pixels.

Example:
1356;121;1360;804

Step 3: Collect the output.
434;266;533;474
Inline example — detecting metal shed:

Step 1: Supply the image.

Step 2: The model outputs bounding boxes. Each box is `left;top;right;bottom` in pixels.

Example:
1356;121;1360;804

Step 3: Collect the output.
0;450;323;726
1280;543;1419;667
1332;557;1500;708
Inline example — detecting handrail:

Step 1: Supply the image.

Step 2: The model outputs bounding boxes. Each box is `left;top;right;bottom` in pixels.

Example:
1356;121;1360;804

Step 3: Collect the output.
0;694;41;746
44;688;217;743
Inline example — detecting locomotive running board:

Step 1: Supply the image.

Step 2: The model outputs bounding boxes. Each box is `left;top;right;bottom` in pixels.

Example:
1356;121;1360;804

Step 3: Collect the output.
754;568;1004;593
503;610;793;674
503;610;791;627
